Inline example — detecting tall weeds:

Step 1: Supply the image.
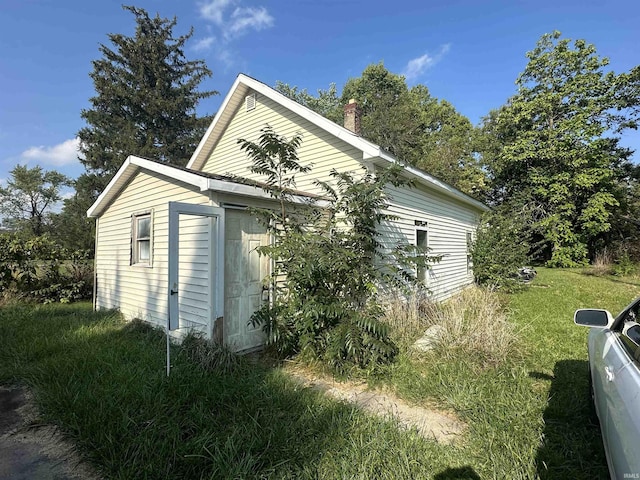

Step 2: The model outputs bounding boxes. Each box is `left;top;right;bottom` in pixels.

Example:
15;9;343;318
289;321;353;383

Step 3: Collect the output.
381;286;521;368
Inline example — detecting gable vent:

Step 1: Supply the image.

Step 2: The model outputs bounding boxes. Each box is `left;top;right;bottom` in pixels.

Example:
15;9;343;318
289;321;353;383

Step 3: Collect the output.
245;93;256;112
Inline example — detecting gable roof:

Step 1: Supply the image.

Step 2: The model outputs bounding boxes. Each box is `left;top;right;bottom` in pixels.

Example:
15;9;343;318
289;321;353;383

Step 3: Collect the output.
187;74;489;212
87;155;326;218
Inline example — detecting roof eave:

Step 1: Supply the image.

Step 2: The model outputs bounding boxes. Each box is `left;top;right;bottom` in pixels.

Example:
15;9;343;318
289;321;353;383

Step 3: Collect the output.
369;151;489;212
87;156;209;218
185;73;488;213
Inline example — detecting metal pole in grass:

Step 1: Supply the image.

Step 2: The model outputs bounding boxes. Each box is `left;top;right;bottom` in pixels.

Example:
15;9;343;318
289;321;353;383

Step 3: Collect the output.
166;325;171;376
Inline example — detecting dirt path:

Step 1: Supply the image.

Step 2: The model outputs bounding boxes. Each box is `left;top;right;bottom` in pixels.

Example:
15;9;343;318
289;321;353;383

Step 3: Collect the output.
285;366;466;445
0;385;101;480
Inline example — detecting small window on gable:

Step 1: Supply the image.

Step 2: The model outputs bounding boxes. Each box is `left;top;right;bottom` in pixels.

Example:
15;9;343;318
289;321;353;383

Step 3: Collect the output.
415;227;429;283
245;93;256;112
132;212;152;266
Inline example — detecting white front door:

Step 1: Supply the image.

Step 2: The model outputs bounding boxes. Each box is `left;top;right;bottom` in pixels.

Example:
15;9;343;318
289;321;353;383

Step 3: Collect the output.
168;202;225;336
224;209;270;351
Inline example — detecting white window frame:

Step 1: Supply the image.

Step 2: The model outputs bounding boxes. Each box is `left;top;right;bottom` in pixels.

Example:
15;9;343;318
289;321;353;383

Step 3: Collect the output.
415;225;429;284
131;211;153;267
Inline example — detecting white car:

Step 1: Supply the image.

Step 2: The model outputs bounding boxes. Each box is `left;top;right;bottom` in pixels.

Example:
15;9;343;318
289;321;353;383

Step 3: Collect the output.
575;302;640;479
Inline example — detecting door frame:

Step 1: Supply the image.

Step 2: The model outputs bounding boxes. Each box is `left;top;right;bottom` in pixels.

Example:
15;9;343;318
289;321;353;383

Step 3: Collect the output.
168;201;225;333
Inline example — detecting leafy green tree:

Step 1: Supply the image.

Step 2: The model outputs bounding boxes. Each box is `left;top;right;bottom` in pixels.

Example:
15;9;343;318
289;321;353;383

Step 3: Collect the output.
0;165;70;236
483;32;640;266
280;63;487;197
275;81;342;124
50;174;102;251
341;63;418;162
78;5;217;191
238;125;311;230
410;85;487;197
470;207;531;290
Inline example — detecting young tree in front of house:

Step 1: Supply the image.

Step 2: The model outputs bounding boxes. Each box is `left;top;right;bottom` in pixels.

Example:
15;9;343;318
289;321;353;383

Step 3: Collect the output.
482;31;640;267
0;164;70;237
68;5;217;255
238;127;438;372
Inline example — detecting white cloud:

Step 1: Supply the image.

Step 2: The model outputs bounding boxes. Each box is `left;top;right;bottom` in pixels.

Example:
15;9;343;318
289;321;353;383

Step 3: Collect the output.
216;46;235;69
199;0;237;25
20;137;81;167
193;36;216;51
403;44;451;82
226;6;273;39
195;0;274;57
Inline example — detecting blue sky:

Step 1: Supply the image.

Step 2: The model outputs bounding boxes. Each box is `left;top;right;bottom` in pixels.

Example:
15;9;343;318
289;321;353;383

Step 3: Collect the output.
1;0;639;189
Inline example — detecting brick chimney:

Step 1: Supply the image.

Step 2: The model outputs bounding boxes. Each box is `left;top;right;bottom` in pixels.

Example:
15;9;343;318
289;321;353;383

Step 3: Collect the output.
343;99;361;135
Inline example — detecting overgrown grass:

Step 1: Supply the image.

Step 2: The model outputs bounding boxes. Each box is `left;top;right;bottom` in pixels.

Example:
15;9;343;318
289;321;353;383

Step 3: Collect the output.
381;286;521;368
0;304;463;479
588;249;614;276
2;268;638;478
377;268;640;479
379;290;435;347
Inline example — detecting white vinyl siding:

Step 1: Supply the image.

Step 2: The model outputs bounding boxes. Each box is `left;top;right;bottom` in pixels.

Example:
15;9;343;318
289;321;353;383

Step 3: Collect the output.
380;182;481;300
200;91;365;196
177;215;211;332
95;170;210;327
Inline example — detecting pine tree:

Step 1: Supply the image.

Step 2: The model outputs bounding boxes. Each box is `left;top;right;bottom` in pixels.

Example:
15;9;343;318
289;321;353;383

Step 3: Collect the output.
78;5;217;189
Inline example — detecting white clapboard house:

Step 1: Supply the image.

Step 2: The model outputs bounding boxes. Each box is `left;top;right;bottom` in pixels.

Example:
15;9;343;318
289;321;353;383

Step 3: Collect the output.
88;74;489;352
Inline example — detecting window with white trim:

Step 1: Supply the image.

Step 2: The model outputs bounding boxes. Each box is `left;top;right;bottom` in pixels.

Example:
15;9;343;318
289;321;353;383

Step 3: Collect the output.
415;226;429;283
132;212;152;266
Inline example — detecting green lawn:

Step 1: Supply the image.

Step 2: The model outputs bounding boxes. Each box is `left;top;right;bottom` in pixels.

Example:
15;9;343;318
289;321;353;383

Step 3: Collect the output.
1;268;638;479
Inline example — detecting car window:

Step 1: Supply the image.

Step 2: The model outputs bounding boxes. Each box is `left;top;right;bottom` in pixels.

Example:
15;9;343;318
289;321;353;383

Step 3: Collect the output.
620;321;640;361
626;324;640;345
620;304;640;323
616;300;640;331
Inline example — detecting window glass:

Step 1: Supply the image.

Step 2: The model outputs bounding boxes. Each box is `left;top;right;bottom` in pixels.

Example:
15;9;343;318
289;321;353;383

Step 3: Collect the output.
627;325;640;346
138;217;150;239
138;239;150;261
416;229;428;282
416;230;428;248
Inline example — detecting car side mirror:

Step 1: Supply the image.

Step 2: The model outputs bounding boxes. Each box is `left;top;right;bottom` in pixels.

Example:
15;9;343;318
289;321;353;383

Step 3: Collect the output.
574;309;614;329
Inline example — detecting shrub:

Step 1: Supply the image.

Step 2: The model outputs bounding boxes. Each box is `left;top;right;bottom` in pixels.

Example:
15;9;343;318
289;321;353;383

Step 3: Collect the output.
0;233;93;303
612;250;637;276
470;209;530;290
239;127;438;372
